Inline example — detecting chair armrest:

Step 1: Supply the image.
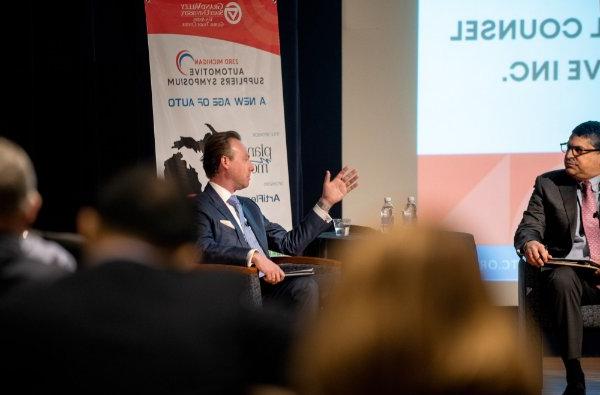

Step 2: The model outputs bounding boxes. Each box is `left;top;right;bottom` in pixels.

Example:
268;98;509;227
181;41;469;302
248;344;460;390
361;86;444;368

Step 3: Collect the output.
271;256;341;267
518;259;543;325
518;258;543;391
193;263;261;307
194;263;259;276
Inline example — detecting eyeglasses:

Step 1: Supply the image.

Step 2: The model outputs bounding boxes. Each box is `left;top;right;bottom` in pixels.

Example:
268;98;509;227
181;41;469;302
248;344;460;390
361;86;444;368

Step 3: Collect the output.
560;143;600;157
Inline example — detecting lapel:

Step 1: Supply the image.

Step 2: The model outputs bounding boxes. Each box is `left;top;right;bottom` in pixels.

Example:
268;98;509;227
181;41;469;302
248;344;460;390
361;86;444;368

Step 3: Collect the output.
239;199;269;254
203;183;247;245
558;176;578;239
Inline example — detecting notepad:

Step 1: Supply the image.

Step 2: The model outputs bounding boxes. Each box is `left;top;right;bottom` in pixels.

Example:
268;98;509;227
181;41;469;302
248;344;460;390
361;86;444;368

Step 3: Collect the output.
279;263;315;277
281;266;315;277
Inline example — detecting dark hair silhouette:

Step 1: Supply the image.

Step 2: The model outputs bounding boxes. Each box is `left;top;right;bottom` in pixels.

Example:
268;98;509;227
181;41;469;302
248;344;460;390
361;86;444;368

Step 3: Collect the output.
97;166;197;249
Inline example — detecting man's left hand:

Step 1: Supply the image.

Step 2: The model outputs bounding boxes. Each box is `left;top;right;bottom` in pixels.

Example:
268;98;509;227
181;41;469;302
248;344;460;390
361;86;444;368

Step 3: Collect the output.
320;166;359;208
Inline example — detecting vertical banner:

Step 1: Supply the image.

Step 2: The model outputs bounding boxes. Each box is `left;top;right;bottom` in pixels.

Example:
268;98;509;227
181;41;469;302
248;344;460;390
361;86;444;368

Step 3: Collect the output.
145;0;292;229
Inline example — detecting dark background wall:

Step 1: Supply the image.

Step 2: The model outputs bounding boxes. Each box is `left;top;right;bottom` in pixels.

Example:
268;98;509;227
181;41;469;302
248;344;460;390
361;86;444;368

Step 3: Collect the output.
4;0;341;232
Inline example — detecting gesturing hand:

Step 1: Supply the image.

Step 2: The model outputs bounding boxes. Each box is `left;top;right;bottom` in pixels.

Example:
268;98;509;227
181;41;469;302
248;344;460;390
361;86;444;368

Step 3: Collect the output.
320;166;359;208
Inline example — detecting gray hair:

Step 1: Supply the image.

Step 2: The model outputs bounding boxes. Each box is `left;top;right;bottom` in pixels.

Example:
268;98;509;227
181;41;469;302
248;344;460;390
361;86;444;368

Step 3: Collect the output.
0;138;38;216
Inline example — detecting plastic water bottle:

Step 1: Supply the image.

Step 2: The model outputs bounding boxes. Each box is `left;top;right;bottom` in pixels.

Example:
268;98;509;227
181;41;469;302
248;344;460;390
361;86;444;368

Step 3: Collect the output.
402;196;417;223
380;197;394;233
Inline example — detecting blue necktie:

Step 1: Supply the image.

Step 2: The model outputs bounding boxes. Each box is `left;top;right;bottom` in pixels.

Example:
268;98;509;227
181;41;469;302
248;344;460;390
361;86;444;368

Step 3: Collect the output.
227;195;267;257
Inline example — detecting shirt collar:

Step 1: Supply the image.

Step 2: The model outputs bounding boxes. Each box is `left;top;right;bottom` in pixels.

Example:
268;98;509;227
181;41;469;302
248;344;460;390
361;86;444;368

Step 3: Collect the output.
579;175;600;192
209;181;233;204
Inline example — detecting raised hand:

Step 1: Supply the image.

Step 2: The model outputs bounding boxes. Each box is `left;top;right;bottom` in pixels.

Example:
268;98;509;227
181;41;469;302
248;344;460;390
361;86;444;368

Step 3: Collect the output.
320;166;359;208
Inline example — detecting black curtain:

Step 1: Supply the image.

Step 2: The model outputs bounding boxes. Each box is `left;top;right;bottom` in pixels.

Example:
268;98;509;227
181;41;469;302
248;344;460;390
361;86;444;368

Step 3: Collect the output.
279;0;343;223
5;0;341;232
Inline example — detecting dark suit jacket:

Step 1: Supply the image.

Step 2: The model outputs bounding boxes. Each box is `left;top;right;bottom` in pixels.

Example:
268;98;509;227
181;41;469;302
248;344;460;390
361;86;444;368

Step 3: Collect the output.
196;183;330;265
514;169;581;258
0;259;292;393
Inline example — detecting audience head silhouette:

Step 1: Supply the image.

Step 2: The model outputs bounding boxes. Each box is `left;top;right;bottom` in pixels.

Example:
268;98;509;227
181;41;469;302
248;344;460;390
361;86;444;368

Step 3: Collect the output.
293;227;537;395
77;166;199;268
0;137;41;233
0;138;71;295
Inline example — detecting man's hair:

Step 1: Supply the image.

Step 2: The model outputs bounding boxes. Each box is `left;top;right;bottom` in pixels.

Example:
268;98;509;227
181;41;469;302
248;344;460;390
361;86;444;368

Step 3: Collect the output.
0;138;38;217
202;131;242;179
96;166;197;249
571;121;600;149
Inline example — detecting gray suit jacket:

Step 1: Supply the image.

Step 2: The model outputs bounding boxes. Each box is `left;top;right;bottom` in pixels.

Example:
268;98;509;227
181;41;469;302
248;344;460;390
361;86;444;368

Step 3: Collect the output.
196;183;330;265
0;234;69;298
514;169;580;258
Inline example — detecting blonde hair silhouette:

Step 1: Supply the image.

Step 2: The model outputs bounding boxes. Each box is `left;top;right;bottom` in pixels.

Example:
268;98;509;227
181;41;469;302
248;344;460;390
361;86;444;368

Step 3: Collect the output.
292;226;537;395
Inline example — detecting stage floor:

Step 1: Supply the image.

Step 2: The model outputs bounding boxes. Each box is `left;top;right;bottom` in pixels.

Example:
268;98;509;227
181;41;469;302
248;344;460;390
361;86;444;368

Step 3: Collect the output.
544;357;600;394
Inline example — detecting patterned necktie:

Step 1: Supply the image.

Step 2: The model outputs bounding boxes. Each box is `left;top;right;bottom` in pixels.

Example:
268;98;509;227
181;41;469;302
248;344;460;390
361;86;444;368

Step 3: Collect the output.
582;181;600;262
227;195;267;257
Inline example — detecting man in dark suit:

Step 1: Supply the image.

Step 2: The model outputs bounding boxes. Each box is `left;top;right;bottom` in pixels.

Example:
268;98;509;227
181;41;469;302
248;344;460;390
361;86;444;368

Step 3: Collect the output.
0;167;292;393
515;121;600;395
196;131;358;316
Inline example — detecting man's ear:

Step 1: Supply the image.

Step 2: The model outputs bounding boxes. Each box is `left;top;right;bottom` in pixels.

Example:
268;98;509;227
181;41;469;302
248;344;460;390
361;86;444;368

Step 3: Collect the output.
76;207;101;242
220;154;230;170
22;191;42;226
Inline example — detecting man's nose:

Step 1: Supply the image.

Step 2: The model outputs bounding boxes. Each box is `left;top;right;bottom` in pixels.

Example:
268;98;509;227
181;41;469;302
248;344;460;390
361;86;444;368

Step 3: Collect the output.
250;162;255;171
565;149;575;159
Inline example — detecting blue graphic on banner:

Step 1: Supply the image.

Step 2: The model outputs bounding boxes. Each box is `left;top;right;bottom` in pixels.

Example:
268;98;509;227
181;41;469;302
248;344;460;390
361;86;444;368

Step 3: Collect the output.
477;245;520;281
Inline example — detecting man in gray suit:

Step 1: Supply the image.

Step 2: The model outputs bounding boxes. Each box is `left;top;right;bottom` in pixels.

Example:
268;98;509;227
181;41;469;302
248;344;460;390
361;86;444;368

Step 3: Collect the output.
196;131;358;316
515;121;600;395
0;138;71;298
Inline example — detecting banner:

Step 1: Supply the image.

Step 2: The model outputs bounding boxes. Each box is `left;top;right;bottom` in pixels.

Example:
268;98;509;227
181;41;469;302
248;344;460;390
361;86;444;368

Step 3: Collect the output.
145;0;292;229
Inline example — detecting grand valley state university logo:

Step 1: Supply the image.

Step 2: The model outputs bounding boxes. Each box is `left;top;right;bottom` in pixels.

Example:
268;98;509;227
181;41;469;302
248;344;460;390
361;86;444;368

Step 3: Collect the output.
224;2;242;24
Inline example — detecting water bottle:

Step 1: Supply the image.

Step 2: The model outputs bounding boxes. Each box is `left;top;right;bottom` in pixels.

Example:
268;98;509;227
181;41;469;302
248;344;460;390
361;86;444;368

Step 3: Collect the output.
402;196;417;223
380;197;394;233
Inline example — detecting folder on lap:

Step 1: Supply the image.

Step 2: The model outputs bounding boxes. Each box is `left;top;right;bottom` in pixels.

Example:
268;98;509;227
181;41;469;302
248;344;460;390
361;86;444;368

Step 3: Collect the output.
545;258;600;271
